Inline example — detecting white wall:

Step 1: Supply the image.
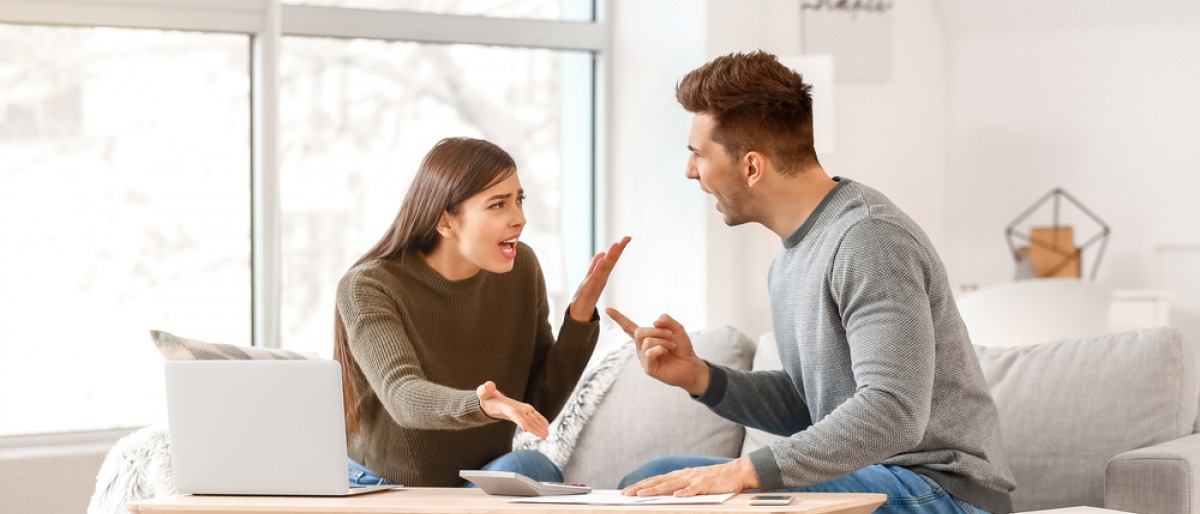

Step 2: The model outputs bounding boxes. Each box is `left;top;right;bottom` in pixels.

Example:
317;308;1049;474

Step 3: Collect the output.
606;0;951;339
942;11;1200;345
700;0;797;341
817;0;951;254
605;0;709;330
0;436;113;514
946;19;1200;291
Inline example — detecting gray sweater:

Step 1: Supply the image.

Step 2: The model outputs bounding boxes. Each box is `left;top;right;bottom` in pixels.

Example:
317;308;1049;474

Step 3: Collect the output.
698;179;1016;513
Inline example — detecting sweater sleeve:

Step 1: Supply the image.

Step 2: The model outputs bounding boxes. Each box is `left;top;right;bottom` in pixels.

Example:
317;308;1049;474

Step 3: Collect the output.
521;252;599;420
696;364;813;437
749;219;938;490
336;270;494;430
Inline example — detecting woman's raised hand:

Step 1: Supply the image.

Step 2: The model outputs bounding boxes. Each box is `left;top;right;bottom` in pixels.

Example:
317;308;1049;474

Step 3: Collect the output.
475;381;550;439
568;236;632;323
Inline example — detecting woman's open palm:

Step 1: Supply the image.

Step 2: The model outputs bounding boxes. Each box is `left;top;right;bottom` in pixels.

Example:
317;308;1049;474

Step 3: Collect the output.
475;381;550;439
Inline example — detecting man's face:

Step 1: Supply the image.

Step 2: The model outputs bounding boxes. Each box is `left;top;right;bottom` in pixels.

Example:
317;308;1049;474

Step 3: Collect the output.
686;113;754;226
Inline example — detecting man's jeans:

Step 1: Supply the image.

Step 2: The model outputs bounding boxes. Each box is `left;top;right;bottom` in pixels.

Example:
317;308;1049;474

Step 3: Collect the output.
619;456;993;514
348;450;562;486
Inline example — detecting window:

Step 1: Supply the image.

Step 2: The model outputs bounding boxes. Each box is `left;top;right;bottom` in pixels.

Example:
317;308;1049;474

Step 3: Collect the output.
278;38;594;355
0;1;600;436
283;0;592;21
0;23;251;435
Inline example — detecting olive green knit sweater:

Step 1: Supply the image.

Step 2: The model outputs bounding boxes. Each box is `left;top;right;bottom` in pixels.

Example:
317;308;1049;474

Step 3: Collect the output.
335;243;598;486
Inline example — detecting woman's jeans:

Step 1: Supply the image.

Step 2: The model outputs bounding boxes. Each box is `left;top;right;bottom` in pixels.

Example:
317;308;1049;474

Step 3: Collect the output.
619;456;993;514
348;450;562;486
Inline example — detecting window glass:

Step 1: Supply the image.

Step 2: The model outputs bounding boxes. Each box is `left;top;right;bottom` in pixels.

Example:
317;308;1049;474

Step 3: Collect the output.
0;24;251;435
278;36;593;355
282;0;593;22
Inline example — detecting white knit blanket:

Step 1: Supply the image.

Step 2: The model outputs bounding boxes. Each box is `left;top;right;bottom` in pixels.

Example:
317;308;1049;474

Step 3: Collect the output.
87;423;175;514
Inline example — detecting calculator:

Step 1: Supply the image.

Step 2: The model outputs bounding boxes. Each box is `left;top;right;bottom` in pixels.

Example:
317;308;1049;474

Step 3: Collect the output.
458;470;591;496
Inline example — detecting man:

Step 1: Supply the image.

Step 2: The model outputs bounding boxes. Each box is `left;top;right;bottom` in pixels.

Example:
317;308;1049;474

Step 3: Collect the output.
606;50;1016;514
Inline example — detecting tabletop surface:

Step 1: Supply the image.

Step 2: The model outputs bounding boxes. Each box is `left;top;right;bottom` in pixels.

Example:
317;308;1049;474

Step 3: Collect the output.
127;488;887;514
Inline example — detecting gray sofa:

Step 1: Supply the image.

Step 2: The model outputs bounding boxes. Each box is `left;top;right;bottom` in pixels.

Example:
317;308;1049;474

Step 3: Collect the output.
564;325;1200;514
91;325;1198;514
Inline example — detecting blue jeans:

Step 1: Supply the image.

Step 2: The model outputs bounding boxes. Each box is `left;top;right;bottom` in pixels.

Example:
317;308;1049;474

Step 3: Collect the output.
348;457;394;486
348;450;562;487
619;456;993;514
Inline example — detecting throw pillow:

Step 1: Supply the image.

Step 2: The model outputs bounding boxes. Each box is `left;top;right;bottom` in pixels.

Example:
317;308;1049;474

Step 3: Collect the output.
150;330;316;360
561;325;756;488
975;326;1196;511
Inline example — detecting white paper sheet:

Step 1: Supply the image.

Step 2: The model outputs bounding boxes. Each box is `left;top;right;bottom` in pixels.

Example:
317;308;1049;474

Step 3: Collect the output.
509;489;735;505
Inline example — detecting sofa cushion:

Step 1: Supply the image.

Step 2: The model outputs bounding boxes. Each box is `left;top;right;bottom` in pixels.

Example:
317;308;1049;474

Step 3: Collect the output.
975;326;1196;511
562;325;755;488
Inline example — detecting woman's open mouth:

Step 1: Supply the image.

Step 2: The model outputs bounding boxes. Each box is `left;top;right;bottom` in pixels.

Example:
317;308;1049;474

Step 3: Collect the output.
499;237;519;258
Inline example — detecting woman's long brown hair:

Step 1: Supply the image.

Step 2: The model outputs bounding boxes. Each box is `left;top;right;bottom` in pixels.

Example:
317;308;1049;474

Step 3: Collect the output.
333;137;516;434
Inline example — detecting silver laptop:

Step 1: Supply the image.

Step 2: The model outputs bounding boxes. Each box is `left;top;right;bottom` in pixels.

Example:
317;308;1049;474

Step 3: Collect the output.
165;359;397;496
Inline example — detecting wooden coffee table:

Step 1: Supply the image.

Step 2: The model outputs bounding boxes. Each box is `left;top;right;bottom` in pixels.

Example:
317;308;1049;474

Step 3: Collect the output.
127;488;886;514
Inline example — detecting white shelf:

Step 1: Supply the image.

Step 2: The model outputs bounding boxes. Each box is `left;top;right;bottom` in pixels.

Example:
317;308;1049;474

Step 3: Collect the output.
1108;289;1174;332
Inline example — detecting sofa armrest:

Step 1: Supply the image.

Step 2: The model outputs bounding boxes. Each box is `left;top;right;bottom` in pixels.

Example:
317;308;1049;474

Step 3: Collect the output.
1106;433;1200;514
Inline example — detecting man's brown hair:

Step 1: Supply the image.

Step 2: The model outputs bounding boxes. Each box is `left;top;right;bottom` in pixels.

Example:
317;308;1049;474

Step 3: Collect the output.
676;50;818;174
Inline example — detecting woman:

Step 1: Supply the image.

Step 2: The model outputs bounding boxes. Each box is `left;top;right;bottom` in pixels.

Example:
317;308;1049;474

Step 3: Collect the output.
333;137;630;487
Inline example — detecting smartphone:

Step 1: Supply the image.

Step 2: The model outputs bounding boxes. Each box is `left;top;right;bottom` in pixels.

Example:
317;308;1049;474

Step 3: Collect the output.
749;494;795;506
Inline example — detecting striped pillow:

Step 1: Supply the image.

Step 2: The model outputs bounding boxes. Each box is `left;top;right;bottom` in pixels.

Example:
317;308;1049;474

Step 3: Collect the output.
150;330;316;360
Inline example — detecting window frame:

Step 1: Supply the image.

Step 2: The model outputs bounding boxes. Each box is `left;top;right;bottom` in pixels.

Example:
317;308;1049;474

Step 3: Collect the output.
0;0;607;441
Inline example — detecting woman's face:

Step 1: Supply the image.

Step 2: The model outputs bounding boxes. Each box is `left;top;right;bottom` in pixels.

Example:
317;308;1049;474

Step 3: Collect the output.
441;171;526;276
